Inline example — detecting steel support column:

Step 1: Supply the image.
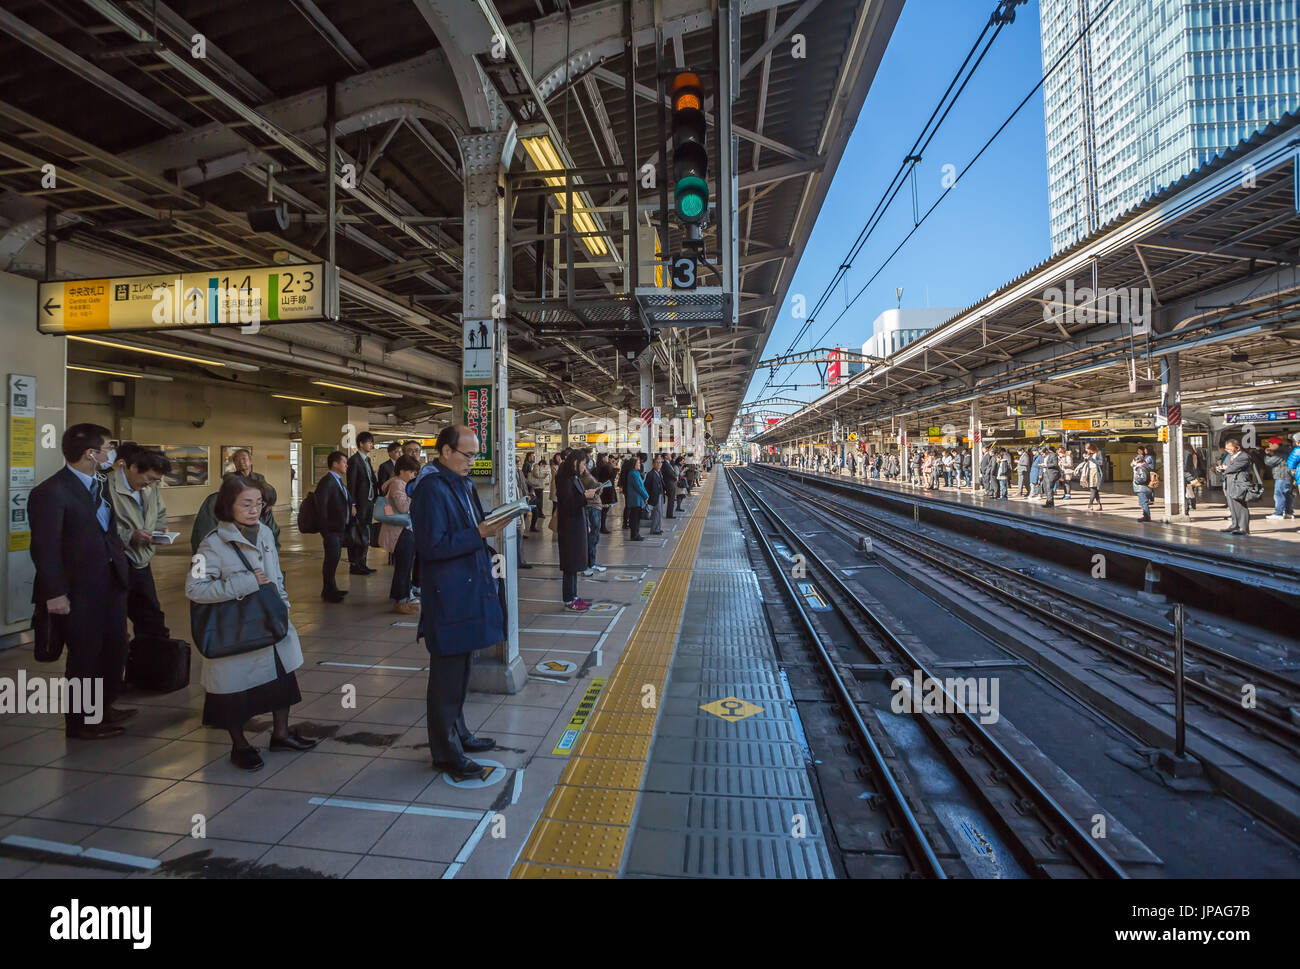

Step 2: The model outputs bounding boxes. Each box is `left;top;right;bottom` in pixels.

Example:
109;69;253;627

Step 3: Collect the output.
639;353;654;455
461;123;525;695
1161;353;1185;522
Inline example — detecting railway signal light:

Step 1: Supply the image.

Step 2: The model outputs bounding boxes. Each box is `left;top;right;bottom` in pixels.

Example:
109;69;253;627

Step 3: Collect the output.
671;72;709;231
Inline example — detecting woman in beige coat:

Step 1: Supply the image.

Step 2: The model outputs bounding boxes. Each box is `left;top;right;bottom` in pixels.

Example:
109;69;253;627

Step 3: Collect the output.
187;476;316;771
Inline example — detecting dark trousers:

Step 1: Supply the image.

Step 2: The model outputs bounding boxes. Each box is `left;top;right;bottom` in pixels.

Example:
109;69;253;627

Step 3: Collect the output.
664;483;676;518
426;649;474;765
390;530;414;602
563;570;578;603
349;502;373;567
1087;486;1102;508
599;505;612;532
126;563;169;642
630;508;643;539
65;586;128;729
585;506;601;566
322;531;343;592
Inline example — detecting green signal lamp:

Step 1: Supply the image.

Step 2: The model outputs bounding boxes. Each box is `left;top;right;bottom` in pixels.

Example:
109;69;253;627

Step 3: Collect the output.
674;175;709;221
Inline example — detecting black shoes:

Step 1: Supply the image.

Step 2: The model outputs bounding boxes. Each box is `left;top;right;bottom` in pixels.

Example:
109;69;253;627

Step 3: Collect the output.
322;589;346;602
349;565;376;575
461;735;495;753
630;535;646;541
66;723;125;740
269;730;318;752
436;758;486;782
230;745;264;771
105;705;137;725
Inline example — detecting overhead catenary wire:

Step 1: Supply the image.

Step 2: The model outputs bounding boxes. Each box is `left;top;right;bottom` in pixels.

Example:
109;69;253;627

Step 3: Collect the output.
800;0;1121;360
757;2;1015;395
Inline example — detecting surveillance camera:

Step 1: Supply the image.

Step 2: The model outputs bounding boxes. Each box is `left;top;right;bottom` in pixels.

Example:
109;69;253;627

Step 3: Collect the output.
281;416;289;424
192;420;205;428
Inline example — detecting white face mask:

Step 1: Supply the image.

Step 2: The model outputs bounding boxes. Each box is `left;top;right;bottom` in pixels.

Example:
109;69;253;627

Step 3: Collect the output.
99;448;116;471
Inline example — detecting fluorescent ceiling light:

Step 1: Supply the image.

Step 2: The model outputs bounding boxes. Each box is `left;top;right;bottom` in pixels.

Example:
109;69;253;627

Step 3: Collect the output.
520;135;610;257
426;400;452;408
311;380;393;398
272;393;340;405
67;335;258;372
68;364;172;382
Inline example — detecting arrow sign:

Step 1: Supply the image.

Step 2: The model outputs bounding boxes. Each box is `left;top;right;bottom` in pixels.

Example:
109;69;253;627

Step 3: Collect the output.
42;298;59;316
543;661;569;672
11;493;25;507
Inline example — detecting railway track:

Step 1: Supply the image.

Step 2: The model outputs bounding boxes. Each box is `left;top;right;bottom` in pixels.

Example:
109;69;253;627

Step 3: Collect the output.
729;468;1128;879
744;465;1300;754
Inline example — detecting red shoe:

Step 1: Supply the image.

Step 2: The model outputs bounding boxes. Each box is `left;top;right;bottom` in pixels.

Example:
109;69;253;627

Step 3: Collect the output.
565;598;591;611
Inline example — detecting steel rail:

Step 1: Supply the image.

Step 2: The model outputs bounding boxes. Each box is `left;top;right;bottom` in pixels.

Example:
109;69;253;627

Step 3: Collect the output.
724;469;947;879
734;469;1129;879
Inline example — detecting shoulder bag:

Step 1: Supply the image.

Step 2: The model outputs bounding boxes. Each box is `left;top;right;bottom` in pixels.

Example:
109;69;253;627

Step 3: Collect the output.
1246;465;1264;502
191;542;289;660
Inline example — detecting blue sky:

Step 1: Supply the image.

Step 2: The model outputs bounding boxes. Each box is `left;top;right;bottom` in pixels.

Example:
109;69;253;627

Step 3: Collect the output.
744;0;1053;405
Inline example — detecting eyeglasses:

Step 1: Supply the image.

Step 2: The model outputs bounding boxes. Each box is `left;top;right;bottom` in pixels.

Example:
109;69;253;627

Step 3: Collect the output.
235;499;265;510
455;448;479;460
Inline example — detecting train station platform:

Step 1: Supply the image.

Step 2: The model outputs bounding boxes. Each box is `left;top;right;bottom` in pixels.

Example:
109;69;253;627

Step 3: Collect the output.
0;468;801;879
758;466;1300;604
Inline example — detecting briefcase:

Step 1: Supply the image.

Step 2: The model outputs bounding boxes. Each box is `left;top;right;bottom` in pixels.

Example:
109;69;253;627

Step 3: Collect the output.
126;637;192;693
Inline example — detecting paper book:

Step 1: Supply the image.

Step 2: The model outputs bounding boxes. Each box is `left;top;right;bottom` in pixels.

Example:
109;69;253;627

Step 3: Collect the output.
482;498;533;528
151;531;181;545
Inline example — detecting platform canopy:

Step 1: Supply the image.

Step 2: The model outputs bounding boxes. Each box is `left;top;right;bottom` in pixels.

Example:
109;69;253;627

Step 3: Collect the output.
0;0;904;435
754;111;1300;446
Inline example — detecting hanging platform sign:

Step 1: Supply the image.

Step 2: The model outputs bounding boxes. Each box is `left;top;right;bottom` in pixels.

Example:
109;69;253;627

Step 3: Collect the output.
37;264;330;334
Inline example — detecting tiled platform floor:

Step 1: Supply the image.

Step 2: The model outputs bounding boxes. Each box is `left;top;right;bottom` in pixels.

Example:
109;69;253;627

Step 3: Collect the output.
0;482;713;879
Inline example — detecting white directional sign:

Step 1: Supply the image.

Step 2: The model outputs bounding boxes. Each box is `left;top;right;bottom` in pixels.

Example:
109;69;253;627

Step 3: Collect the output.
37;263;329;334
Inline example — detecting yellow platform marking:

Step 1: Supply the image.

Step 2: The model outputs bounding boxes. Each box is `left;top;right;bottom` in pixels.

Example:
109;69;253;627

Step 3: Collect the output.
551;677;607;755
511;475;716;877
700;696;765;722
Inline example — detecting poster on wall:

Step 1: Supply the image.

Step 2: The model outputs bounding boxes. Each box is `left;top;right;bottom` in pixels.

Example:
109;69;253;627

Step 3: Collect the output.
220;445;253;474
311;445;334;483
141;445;209;487
464;385;493;477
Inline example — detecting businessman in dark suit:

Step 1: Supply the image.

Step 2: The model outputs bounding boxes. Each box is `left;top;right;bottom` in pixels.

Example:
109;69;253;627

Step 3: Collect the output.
347;431;378;574
376;441;401;490
317;450;352;602
28;423;134;739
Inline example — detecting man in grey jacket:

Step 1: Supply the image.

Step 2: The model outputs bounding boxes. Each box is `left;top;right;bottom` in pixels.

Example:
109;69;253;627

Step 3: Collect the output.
1216;439;1255;535
108;449;173;644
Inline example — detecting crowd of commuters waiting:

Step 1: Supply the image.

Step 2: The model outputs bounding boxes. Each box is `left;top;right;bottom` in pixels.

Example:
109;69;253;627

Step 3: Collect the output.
27;422;713;782
519;447;709;611
779;431;1300;535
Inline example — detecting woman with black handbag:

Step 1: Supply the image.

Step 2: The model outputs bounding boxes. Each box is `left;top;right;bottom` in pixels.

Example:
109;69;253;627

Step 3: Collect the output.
187;476;317;771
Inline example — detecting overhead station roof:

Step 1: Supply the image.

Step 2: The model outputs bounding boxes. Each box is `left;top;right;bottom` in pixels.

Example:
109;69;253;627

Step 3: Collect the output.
0;0;904;435
756;110;1300;444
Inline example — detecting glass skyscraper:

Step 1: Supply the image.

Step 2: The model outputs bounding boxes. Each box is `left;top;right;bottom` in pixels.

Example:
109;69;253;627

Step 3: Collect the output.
1040;0;1300;254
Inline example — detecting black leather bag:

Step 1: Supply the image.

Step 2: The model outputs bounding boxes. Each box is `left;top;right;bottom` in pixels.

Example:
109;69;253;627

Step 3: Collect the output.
32;602;66;663
341;519;367;549
190;542;289;660
126;637;191;693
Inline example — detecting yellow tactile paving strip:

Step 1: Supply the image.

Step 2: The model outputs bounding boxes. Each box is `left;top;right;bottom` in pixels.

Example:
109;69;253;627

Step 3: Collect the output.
510;475;716;877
